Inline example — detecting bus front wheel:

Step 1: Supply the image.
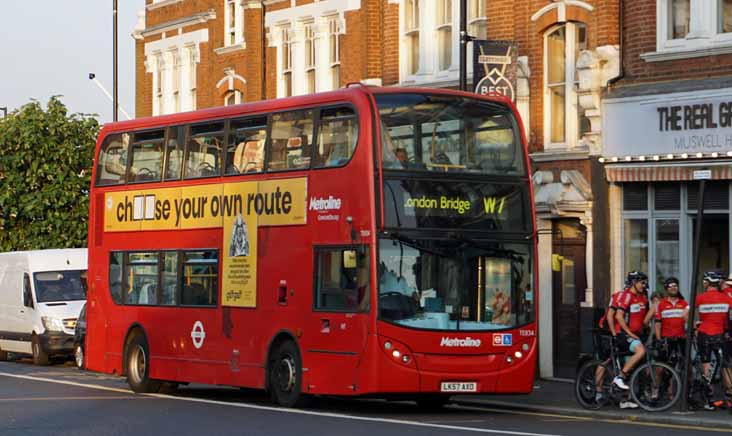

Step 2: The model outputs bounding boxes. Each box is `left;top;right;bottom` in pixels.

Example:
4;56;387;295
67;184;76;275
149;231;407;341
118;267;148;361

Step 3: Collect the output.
269;340;308;407
125;334;161;393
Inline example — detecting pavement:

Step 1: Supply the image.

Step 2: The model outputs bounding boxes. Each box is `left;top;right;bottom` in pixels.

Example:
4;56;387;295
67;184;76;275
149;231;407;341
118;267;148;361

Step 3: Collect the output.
453;378;732;430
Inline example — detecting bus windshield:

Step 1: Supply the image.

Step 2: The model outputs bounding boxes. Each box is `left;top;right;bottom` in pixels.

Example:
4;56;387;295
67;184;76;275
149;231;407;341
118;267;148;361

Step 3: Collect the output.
376;93;525;176
34;270;87;303
378;238;533;331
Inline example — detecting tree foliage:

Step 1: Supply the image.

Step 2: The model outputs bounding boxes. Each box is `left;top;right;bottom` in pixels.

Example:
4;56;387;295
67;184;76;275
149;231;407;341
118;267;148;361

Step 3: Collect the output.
0;97;99;251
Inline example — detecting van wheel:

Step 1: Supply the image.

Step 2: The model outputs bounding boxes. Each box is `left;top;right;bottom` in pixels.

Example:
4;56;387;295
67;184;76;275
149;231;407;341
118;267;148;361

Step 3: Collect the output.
268;340;308;407
74;344;84;369
32;336;49;366
0;349;8;361
125;334;160;393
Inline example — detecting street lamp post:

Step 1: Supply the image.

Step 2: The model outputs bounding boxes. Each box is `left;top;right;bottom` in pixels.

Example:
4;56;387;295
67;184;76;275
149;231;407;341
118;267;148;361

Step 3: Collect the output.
459;0;469;91
113;0;119;122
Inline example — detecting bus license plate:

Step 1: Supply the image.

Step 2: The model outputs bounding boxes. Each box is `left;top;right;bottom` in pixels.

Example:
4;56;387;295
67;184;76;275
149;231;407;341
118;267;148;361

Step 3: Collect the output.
440;382;477;393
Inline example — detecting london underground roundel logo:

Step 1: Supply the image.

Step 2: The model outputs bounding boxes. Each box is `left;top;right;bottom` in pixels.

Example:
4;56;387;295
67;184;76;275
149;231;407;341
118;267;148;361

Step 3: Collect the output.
191;321;206;349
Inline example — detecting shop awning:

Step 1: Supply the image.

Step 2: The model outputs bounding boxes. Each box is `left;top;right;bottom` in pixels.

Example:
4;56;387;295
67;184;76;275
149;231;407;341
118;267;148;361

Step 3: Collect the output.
605;161;732;182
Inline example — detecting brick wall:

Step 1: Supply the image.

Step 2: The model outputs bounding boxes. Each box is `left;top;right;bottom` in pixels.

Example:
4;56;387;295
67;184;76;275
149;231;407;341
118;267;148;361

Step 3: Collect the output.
619;0;732;87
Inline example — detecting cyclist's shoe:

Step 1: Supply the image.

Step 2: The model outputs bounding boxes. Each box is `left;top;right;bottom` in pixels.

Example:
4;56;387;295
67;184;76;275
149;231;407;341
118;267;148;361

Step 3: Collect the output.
612;376;630;390
595;392;605;402
619;400;639;409
704;402;716;411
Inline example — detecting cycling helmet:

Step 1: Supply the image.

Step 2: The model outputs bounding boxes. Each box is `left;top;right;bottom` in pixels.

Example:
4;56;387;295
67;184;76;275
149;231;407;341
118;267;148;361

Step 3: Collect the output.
663;277;679;288
626;270;648;283
703;271;723;284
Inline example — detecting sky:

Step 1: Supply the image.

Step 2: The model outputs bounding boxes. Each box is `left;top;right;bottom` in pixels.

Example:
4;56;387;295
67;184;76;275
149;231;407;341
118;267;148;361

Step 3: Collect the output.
0;0;145;124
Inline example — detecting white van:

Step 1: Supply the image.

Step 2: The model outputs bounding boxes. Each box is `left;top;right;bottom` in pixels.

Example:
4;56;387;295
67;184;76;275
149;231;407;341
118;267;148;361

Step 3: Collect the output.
0;249;87;365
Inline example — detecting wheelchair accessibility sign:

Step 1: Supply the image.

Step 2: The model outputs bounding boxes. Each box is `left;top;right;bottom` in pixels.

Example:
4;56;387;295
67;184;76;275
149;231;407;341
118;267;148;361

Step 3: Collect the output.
492;333;512;346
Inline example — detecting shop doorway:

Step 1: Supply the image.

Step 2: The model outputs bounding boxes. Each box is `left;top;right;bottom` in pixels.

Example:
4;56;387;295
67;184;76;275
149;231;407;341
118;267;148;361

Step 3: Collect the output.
691;214;729;289
551;220;587;379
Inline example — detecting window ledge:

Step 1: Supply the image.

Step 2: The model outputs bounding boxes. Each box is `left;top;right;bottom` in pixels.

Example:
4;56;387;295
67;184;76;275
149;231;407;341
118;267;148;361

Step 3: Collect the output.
530;147;590;162
215;43;247;55
147;0;184;11
641;44;732;62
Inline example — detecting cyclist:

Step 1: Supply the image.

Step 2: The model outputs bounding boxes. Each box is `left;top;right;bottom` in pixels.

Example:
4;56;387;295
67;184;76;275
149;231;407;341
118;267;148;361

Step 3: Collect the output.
612;271;648;395
694;271;732;409
593;275;632;405
653;277;688;360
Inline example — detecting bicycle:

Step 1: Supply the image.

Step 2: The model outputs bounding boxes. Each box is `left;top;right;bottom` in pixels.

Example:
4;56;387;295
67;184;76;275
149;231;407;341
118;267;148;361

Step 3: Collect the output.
575;332;682;411
686;335;727;411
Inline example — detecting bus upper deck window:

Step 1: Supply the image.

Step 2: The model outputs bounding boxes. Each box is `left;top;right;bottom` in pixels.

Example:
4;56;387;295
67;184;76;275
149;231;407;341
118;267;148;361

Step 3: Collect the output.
227;117;267;175
129;130;165;183
268;110;313;171
96;133;130;186
314;106;357;168
185;123;224;179
164;126;185;180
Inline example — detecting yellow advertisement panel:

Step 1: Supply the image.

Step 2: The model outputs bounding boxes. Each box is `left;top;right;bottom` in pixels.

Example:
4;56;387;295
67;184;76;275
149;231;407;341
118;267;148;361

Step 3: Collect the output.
103;177;308;308
221;182;258;307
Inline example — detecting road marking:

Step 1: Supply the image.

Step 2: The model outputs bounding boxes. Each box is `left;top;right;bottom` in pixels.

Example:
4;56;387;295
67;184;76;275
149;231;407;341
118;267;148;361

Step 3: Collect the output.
0;396;154;402
456;405;730;433
0;372;563;436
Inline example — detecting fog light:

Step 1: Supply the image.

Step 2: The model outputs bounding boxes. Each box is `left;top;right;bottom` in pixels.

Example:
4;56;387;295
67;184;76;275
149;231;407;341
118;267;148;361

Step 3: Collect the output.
522;343;529;351
402;355;410;363
506;356;513;363
384;341;392;350
514;351;523;359
392;350;401;358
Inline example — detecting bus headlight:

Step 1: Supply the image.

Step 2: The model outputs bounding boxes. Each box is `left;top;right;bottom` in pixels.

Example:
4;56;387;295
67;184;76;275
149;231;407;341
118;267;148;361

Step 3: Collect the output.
42;317;64;332
514;351;523;359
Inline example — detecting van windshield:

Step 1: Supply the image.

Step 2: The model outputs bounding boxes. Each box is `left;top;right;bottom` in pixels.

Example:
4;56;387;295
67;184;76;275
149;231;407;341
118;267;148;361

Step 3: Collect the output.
34;270;87;303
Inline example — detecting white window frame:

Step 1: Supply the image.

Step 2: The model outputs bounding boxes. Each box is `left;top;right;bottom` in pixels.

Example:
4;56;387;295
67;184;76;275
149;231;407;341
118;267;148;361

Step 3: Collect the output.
304;22;317;94
224;0;244;47
224;89;243;106
654;0;732;56
435;0;453;72
403;0;421;78
153;53;164;116
187;46;197;111
328;17;341;90
468;0;487;40
543;23;585;150
170;49;181;113
281;25;293;97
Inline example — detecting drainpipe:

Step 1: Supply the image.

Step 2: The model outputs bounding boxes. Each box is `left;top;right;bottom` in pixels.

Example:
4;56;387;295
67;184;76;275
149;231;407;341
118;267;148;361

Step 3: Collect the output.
606;0;624;88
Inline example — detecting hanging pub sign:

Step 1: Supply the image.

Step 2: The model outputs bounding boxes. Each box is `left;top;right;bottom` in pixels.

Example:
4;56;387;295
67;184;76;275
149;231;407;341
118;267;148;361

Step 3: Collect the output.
473;40;518;102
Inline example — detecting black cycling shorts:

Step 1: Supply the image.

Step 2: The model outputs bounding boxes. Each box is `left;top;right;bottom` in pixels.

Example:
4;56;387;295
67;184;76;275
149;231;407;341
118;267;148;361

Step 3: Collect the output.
697;333;725;364
616;333;643;354
657;337;686;363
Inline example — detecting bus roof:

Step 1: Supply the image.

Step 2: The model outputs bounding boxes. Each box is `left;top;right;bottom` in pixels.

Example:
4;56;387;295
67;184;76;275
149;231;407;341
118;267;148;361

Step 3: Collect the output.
98;85;516;137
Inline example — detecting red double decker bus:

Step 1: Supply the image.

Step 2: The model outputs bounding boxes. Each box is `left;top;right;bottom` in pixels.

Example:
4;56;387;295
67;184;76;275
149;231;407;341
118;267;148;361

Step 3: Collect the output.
86;86;537;407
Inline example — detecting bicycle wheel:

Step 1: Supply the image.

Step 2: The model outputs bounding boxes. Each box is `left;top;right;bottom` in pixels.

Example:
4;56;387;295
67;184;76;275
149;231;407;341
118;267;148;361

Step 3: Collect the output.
575;360;614;410
629;361;682;412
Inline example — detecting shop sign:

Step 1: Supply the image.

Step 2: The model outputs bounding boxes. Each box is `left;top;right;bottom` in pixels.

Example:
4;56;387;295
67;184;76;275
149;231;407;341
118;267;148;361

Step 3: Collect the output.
473;40;518;102
604;90;732;157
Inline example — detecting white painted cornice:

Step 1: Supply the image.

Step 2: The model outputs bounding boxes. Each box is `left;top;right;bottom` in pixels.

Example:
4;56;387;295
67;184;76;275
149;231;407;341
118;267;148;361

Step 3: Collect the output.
142;10;216;38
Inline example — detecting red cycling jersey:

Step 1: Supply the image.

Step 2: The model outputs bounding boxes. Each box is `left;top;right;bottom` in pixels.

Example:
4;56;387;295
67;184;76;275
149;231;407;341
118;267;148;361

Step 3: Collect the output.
654;297;688;338
599;289;626;331
696;290;732;336
614;289;648;335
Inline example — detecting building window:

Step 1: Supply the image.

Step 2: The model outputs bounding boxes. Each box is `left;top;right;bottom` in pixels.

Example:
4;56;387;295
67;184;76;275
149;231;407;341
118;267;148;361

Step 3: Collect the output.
188;47;197;110
281;26;293;97
224;90;243;106
436;0;452;71
305;22;316;94
468;0;487;40
225;0;243;46
656;0;732;54
154;53;164;116
544;23;587;148
404;0;420;76
329;18;341;89
170;50;180;113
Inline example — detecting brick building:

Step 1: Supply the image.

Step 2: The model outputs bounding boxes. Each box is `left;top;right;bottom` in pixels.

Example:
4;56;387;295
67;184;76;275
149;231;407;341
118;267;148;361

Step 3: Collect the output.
132;0;629;378
601;1;732;318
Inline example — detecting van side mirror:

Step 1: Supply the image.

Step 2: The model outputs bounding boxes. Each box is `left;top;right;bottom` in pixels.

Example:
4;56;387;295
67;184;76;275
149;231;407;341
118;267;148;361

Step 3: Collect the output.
23;273;34;309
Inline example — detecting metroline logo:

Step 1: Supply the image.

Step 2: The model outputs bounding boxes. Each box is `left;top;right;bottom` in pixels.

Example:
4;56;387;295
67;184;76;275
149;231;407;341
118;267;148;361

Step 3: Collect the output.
440;337;482;347
309;196;342;211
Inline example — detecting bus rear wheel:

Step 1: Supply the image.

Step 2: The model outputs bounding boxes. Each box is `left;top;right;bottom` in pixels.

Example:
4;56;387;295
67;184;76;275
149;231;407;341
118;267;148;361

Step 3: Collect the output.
269;340;308;407
125;334;161;393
